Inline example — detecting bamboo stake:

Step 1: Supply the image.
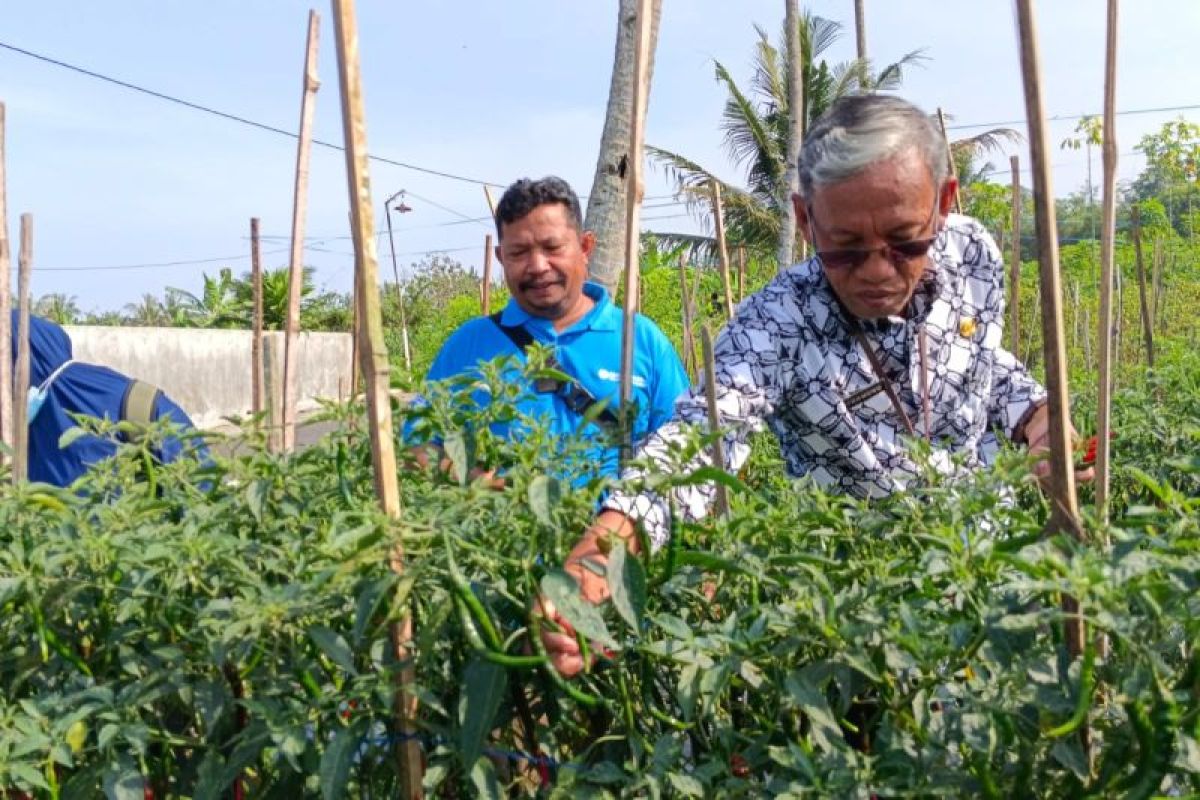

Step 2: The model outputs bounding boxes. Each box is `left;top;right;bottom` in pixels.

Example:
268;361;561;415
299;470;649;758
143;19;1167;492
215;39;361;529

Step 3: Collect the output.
1015;0;1087;676
1095;0;1119;522
736;245;747;303
282;10;321;452
937;108;963;214
700;326;729;518
12;214;32;482
250;218;265;420
618;0;654;456
483;185;498;218
481;234;494;315
1009;155;1022;356
711;182;735;319
330;1;422;793
0;103;11;462
1131;206;1154;369
1151;237;1164;331
678;252;696;379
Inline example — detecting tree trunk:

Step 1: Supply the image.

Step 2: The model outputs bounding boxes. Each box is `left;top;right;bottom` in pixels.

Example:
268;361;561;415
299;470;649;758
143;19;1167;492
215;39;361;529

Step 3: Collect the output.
854;0;867;62
584;0;663;295
778;0;804;269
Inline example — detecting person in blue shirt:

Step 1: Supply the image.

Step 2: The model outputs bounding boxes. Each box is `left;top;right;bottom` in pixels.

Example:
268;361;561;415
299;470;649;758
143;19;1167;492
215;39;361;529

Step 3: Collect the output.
413;176;688;487
10;310;203;487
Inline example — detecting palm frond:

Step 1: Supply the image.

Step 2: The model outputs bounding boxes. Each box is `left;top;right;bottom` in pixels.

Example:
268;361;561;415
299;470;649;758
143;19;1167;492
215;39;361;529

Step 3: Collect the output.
751;25;786;113
714;61;783;184
870;49;928;90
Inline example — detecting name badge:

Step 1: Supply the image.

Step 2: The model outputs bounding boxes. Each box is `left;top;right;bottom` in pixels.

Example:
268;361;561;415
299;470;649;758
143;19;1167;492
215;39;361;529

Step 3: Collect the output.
845;382;885;409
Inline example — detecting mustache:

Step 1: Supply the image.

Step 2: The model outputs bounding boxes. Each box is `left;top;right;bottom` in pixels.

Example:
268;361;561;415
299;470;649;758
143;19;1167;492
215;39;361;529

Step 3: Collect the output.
519;276;564;291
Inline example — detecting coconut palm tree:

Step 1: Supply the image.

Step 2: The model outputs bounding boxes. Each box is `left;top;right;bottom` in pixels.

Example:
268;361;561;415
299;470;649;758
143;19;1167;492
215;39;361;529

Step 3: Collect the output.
34;294;82;325
648;14;1016;265
166;268;241;328
584;0;664;294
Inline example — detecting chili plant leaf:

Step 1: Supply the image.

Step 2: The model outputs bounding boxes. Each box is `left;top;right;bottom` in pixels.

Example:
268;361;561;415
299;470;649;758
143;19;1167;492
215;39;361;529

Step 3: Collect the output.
444;430;473;485
468;755;504;800
528;474;561;526
320;718;369;800
101;757;143;800
607;541;646;633
308;626;357;675
540;569;618;650
458;658;507;769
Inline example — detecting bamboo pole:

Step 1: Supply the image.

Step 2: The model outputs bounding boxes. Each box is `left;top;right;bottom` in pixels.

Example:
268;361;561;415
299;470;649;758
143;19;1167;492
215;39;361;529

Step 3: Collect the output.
1015;0;1087;672
0;103;11;462
282;9;321;452
618;0;654;453
678;252;696;379
937;108;963;214
483;185;498;218
12;214;32;482
700;326;729;518
330;1;422;794
736;245;747;303
481;234;494;315
711;182;735;319
1151;238;1164;331
1009;155;1022;356
1095;0;1119;522
1131;206;1154;369
250;218;265;420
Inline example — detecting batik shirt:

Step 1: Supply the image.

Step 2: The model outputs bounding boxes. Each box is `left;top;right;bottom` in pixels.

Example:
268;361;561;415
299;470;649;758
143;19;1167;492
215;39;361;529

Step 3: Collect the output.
604;214;1045;550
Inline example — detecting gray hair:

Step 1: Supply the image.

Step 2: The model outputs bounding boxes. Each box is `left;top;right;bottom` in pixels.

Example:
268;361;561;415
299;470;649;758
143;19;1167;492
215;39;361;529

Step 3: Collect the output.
797;95;948;197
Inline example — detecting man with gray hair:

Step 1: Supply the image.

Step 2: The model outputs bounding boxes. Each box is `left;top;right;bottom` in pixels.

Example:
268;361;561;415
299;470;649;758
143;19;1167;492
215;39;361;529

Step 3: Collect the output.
542;95;1083;676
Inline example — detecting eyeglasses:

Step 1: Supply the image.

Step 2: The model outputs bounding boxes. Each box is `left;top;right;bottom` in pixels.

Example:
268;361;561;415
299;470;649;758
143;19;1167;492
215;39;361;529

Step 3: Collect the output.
808;202;941;271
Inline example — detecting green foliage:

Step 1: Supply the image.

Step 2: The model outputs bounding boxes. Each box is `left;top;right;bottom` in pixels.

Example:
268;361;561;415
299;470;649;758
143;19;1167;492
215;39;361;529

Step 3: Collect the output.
0;348;1197;796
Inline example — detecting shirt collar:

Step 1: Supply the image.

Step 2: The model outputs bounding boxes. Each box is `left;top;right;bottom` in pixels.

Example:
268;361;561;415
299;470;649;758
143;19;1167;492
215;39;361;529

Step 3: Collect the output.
498;281;618;333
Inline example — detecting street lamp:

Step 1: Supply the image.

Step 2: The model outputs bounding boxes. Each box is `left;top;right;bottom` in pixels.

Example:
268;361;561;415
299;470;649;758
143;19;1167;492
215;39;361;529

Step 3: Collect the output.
383;189;413;371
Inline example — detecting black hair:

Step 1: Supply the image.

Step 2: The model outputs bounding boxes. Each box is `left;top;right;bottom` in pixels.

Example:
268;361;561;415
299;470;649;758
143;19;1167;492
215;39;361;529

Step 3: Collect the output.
494;176;583;241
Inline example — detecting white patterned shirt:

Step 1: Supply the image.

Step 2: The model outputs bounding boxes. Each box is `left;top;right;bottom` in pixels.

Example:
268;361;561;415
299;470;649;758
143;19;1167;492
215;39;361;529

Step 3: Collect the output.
605;214;1045;550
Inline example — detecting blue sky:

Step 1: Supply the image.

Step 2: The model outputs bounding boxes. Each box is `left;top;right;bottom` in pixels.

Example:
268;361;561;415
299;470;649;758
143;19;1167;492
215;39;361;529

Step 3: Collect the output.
2;1;1197;313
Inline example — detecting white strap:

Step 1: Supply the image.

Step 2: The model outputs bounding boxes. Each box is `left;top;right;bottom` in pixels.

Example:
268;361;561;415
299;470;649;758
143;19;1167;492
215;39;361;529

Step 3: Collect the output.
37;359;77;392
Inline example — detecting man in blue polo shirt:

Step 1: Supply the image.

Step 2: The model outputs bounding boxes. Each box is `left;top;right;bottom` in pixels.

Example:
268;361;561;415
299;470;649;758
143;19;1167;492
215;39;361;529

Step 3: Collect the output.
414;175;688;487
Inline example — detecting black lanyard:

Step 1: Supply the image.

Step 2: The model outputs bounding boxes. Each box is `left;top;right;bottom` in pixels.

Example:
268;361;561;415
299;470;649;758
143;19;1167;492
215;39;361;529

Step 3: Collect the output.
848;320;932;442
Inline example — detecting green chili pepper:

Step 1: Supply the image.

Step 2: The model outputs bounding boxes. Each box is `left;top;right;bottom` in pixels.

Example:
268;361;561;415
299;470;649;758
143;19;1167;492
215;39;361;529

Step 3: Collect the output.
1044;639;1095;738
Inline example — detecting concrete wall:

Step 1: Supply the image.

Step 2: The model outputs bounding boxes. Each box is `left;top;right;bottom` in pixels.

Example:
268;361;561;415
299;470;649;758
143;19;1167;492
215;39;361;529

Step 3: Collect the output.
64;326;353;429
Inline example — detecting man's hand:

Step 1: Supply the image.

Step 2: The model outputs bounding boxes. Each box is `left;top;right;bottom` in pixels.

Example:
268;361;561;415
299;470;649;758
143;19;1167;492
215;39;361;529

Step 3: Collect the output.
407;444;506;490
1021;403;1095;485
538;510;637;677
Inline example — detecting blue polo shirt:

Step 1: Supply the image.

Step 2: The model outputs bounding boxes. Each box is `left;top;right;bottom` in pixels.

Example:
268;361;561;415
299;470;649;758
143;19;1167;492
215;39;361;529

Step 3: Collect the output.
422;282;688;486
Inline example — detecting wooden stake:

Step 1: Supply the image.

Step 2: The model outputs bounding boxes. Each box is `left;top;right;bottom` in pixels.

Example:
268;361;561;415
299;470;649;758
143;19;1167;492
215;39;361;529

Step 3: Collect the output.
618;0;654;455
250;218;265;420
711;182;735;319
678;252;696;379
282;9;321;452
481;234;494;315
1095;0;1119;522
700;326;729;518
12;214;32;483
1151;237;1164;331
937;108;963;214
483;185;498;218
1015;0;1086;672
1009;155;1022;356
736;245;747;303
330;1;422;794
0;103;12;462
1131;206;1154;369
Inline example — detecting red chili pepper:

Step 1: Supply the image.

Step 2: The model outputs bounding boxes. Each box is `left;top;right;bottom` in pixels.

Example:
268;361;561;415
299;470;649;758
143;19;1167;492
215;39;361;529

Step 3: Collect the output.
1079;431;1116;466
730;753;750;778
